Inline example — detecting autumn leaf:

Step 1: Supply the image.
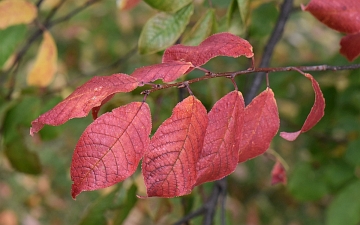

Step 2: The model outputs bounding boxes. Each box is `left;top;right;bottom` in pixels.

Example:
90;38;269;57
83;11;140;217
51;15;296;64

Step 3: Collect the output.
280;73;325;141
27;31;57;87
163;32;254;67
302;0;360;34
131;61;193;85
271;161;287;185
117;0;141;10
142;96;208;197
238;87;279;163
196;91;244;186
0;0;37;29
71;102;151;198
30;74;138;135
340;32;360;61
302;0;360;61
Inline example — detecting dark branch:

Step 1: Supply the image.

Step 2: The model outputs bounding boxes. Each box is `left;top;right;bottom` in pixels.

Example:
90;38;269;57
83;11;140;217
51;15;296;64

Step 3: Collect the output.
245;0;294;104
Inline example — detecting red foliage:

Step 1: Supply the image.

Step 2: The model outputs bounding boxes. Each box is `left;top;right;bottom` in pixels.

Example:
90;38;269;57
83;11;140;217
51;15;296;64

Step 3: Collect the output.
29;32;326;198
271;161;287;185
142;96;208;197
30;73;138;135
238;88;279;163
162;32;254;67
196;91;244;185
131;61;193;85
71;102;151;198
303;0;360;61
280;73;325;141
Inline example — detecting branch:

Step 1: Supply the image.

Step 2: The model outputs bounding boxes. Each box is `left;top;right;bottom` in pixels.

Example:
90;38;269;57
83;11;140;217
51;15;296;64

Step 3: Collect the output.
245;0;294;104
142;63;360;95
173;178;227;225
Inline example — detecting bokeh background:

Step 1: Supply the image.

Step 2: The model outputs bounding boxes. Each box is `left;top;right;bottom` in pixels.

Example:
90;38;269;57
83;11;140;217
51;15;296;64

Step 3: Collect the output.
1;0;360;224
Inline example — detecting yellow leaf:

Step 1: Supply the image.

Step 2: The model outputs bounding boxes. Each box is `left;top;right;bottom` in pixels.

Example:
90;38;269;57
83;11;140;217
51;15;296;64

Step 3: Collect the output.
27;31;57;87
0;0;37;29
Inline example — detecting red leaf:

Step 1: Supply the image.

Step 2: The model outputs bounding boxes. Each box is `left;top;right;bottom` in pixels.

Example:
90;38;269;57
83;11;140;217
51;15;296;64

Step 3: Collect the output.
30;74;138;135
340;32;360;61
71;102;151;198
302;0;360;34
131;61;193;85
162;32;254;67
280;73;325;141
196;91;244;185
271;161;287;185
142;96;208;197
238;88;279;163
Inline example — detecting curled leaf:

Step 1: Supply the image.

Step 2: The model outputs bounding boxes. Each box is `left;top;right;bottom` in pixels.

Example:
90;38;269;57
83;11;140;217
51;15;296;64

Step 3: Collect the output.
30;74;138;135
196;91;244;185
142;96;208;197
27;31;57;87
131;61;193;85
163;32;254;67
0;0;37;29
71;102;151;198
280;73;325;141
238;88;279;163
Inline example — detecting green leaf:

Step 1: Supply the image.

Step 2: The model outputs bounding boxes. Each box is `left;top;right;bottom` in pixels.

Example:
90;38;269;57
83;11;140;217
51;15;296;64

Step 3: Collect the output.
181;9;215;46
113;184;138;224
226;0;246;36
5;140;41;174
0;25;27;68
288;163;329;201
326;180;360;225
138;3;194;55
237;0;250;24
143;0;191;12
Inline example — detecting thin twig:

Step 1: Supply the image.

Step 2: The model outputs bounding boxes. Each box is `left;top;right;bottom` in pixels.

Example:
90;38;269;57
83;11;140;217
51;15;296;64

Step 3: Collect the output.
142;63;360;95
245;0;294;104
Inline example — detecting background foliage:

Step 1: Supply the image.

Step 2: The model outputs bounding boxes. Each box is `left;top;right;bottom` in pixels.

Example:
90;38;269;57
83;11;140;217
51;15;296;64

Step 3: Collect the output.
0;0;360;224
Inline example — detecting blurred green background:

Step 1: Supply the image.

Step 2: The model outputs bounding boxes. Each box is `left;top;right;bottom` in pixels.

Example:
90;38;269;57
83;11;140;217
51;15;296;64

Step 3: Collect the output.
1;0;360;224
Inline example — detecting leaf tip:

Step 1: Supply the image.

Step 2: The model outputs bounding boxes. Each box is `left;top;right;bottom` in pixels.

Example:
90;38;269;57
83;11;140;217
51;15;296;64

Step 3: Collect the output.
280;130;301;141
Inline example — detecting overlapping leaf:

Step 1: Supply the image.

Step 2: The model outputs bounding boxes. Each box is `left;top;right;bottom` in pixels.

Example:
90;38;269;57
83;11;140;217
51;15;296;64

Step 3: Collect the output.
163;32;254;67
131;61;193;85
238;88;279;163
142;96;208;197
27;31;57;87
303;0;360;61
30;74;138;135
0;0;37;29
196;91;244;185
280;73;325;141
340;33;360;62
71;102;151;198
